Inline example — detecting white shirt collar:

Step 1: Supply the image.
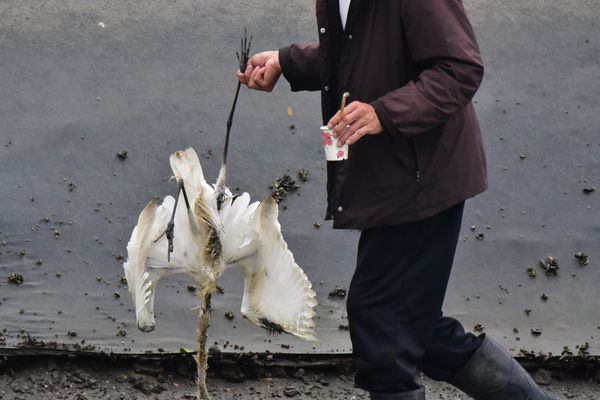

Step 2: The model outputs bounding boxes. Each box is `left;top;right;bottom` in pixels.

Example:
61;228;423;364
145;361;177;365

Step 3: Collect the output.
339;0;351;30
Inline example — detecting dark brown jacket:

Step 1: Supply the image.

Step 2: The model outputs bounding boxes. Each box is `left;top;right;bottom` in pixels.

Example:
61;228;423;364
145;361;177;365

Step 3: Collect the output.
279;0;487;229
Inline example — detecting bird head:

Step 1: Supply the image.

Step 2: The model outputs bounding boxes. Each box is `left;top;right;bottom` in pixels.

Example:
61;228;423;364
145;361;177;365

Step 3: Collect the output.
136;304;156;332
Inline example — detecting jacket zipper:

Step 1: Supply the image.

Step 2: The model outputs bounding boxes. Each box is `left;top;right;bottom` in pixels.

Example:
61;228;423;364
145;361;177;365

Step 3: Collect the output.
409;138;422;183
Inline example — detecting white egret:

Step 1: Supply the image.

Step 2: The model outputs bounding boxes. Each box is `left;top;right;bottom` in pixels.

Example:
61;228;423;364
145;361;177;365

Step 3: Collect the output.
123;147;318;399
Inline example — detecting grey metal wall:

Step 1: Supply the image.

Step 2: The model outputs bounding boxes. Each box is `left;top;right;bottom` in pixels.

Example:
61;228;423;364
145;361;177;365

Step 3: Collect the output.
0;0;598;357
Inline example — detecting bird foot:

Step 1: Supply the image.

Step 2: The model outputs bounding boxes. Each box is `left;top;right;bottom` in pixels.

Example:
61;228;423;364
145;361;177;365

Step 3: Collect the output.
154;180;192;262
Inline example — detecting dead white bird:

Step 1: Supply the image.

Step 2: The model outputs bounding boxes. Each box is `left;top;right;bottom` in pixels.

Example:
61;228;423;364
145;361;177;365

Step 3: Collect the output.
123;147;318;399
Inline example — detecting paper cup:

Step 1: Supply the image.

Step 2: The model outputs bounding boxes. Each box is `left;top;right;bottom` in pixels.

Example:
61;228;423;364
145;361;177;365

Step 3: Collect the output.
321;126;348;161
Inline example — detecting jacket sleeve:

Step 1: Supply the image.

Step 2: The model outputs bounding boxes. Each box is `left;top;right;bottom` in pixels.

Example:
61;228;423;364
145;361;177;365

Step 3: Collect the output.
279;42;322;92
371;0;484;137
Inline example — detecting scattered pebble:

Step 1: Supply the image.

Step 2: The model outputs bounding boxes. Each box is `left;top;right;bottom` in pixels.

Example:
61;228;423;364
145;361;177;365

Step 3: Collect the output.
297;169;308;182
574;252;589;266
328;287;347;299
270;174;299;203
8;273;24;284
577;342;590;356
539;257;559;276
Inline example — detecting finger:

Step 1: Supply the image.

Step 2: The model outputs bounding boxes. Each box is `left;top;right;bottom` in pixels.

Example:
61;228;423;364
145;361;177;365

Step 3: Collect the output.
328;101;357;129
236;65;250;85
236;71;248;85
247;54;265;69
344;123;371;146
327;110;341;130
333;106;361;138
338;119;368;146
241;65;254;85
336;117;361;146
248;67;265;90
254;67;267;89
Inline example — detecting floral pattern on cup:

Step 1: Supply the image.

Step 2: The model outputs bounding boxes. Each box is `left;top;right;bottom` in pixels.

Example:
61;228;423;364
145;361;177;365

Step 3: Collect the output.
322;131;333;146
337;150;345;159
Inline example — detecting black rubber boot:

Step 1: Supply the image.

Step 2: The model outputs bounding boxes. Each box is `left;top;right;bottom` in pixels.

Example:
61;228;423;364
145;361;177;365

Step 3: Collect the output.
449;335;560;399
370;386;425;400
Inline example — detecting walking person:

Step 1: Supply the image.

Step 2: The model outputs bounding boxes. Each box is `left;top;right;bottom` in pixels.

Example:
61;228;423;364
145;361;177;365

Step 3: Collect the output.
237;1;560;399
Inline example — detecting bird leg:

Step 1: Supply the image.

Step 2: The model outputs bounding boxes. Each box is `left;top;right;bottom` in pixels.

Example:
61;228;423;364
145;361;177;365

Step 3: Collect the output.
216;29;252;210
155;179;193;262
194;289;213;400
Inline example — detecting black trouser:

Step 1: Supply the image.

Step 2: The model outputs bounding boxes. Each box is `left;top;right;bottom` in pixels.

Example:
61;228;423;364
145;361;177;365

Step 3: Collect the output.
347;202;483;394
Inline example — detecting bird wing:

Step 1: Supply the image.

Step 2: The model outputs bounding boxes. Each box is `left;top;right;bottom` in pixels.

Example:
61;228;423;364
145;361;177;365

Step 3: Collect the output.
124;195;201;331
124;200;159;320
233;196;318;342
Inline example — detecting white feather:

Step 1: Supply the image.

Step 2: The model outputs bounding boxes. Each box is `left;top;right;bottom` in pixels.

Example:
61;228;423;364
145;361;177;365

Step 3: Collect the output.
123;147;318;341
219;193;260;266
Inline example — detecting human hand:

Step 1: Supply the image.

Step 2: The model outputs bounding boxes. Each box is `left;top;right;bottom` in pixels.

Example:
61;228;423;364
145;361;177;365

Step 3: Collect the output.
327;101;384;146
236;51;282;92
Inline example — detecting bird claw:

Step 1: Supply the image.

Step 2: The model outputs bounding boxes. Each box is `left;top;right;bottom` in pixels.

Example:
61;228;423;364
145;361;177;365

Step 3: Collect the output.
155;180;192;262
237;28;253;72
